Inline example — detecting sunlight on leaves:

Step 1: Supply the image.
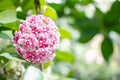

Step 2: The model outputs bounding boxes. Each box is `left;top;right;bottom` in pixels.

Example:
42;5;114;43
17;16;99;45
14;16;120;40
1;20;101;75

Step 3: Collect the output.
56;50;75;64
0;53;25;62
0;32;10;39
0;9;17;23
59;28;72;39
44;6;57;21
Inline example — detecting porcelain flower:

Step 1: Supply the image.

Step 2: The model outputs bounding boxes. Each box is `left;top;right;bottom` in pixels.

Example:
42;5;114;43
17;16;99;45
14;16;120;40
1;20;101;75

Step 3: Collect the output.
13;15;60;63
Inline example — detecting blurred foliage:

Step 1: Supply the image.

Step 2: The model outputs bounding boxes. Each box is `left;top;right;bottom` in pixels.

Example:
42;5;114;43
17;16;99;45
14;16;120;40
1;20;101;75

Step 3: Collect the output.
0;0;120;80
49;0;120;62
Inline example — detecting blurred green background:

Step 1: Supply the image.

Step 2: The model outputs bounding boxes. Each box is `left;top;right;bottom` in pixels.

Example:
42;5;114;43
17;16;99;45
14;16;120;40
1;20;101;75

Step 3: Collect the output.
0;0;120;80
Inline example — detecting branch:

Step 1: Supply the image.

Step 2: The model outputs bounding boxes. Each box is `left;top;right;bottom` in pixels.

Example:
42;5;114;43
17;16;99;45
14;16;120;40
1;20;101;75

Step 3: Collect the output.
34;0;41;14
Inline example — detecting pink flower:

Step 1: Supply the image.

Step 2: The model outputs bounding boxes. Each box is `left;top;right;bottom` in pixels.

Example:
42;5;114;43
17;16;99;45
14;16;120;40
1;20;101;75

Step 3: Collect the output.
26;15;40;27
19;22;29;33
16;47;24;56
36;50;55;63
13;32;21;44
24;51;37;63
13;15;60;63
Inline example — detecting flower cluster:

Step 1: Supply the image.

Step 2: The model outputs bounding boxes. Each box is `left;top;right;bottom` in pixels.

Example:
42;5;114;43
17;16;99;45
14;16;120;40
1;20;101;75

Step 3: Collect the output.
13;15;60;63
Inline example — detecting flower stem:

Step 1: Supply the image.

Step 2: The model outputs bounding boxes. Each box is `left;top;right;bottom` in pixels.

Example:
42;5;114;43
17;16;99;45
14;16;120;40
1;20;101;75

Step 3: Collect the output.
34;0;43;71
39;63;43;71
34;0;41;14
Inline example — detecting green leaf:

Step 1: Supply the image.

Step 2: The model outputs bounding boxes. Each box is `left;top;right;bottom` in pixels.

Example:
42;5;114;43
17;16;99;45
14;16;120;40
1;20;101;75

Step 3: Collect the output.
0;57;9;66
43;62;52;69
10;0;21;7
55;50;75;64
44;6;57;21
0;32;10;39
22;66;44;80
17;11;27;20
104;1;120;27
67;70;75;78
79;29;98;43
40;0;46;6
0;9;17;23
49;3;65;17
0;26;12;31
75;16;100;30
21;0;35;12
111;24;120;34
59;28;72;39
0;53;26;62
95;7;104;24
0;45;16;54
2;21;19;31
0;0;15;10
65;0;79;7
80;0;94;5
101;36;113;62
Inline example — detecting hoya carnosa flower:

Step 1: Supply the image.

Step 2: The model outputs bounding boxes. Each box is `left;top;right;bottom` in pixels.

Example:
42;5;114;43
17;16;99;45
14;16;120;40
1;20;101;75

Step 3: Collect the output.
13;15;60;63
